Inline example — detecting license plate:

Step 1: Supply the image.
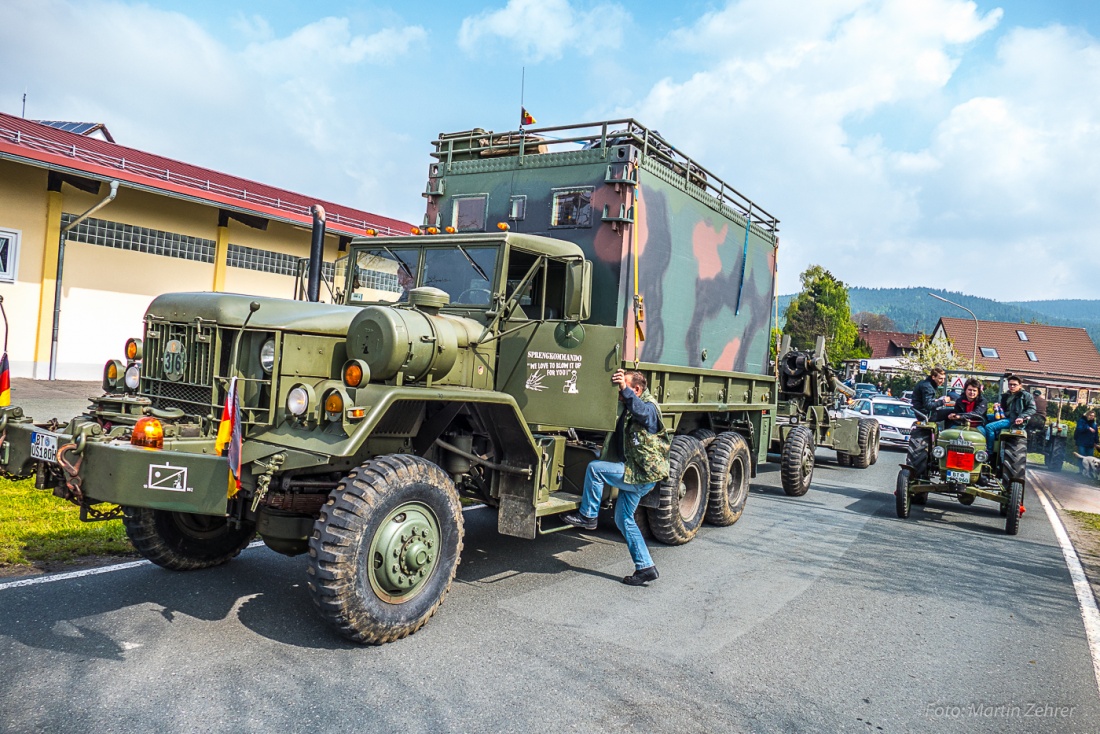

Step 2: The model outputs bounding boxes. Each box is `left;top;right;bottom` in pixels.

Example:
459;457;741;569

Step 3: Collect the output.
946;470;970;484
30;431;59;464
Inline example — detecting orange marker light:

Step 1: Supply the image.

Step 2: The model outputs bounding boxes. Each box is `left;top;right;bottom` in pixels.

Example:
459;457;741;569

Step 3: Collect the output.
346;408;366;420
444;226;456;233
497;222;510;231
410;226;421;234
344;362;364;387
325;392;344;414
366;228;378;236
131;416;164;449
107;363;118;381
426;226;439;235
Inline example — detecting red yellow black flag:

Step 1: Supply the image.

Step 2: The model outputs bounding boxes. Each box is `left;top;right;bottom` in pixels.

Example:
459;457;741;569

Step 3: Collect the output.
521;108;536;126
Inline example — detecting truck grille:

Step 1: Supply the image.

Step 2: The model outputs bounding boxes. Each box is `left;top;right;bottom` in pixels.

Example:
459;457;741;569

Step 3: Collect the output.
140;319;274;426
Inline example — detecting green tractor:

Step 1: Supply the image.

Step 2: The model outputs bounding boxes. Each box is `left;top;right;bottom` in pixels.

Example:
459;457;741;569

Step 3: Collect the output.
895;410;1027;535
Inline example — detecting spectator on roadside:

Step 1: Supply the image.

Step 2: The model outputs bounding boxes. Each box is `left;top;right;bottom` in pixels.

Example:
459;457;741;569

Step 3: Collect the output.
1075;409;1098;462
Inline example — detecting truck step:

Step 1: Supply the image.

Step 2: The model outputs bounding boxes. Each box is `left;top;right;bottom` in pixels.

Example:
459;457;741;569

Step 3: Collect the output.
534;491;582;517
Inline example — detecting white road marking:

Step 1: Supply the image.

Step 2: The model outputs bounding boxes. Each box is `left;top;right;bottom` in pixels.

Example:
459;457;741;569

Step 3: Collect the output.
0;540;265;591
1034;483;1100;700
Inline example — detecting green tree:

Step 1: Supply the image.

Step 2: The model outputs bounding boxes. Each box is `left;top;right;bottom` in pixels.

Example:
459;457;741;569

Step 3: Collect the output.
896;333;968;375
851;311;897;331
782;265;870;362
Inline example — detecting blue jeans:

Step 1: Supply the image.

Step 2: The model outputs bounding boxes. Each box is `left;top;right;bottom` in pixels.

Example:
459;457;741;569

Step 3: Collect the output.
579;460;656;570
983;419;1010;452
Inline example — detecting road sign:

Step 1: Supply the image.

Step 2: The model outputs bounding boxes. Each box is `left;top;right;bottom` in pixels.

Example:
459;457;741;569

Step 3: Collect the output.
951;376;965;388
859;360;868;373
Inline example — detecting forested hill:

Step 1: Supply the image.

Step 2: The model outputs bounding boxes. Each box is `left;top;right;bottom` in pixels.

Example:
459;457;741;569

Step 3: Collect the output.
777;287;1100;348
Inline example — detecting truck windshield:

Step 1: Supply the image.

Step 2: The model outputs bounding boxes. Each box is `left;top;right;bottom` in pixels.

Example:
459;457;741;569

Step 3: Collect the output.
422;246;498;305
349;247;419;303
347;245;499;306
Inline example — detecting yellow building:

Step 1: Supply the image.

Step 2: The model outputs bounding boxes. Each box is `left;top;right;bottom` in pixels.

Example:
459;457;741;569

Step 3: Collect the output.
0;113;410;379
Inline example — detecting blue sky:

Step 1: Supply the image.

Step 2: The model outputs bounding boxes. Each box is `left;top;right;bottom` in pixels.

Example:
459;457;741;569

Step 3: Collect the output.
2;0;1098;301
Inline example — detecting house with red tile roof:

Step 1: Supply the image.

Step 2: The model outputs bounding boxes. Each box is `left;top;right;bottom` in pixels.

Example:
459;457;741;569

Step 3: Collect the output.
0;111;412;379
932;317;1100;398
860;329;918;359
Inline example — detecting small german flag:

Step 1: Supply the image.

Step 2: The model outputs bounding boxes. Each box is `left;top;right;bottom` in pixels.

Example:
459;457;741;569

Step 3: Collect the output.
0;352;9;407
521;107;536;126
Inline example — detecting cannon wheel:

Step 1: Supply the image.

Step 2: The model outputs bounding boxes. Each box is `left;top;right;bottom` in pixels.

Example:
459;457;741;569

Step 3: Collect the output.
781;426;815;496
851;419;877;469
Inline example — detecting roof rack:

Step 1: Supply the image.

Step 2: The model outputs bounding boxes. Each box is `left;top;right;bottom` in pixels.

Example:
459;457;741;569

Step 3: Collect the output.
431;119;779;233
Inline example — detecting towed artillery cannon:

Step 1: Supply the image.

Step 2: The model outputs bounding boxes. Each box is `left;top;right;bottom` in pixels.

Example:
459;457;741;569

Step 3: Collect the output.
771;336;879;495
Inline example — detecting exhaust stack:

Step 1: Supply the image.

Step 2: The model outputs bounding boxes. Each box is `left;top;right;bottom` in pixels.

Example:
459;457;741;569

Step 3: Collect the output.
307;205;326;302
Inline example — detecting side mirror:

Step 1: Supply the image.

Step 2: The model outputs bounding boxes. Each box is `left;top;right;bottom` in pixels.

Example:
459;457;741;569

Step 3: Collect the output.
860;409;871;415
565;260;592;321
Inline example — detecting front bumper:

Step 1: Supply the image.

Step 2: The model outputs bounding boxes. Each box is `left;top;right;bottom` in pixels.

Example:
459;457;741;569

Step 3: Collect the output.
1;410;231;516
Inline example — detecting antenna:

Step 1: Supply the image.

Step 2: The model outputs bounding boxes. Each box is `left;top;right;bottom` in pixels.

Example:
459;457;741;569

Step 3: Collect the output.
22;88;27;118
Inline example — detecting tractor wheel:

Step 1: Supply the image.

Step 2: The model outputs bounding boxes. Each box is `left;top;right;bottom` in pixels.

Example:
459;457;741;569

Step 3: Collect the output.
307;454;463;644
1005;480;1024;536
869;424;881;465
647;435;709;545
1001;434;1027;485
1046;436;1066;473
958;493;976;506
895;469;911;519
781;426;815;496
907;428;932;480
123;508;255;571
704;432;751;526
836;451;852;467
851;419;876;469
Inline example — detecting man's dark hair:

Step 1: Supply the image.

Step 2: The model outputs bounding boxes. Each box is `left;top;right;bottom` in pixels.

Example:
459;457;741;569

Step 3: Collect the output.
930;366;946;377
625;370;647;391
963;377;982;392
1005;374;1022;385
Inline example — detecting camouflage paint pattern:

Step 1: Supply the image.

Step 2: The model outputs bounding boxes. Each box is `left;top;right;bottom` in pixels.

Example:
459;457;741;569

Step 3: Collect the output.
425;121;779;378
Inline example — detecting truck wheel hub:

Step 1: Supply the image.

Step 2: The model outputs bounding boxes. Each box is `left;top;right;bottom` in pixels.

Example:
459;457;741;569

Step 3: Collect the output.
368;503;440;600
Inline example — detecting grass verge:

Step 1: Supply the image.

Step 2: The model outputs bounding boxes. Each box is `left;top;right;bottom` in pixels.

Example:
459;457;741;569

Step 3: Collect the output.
1067;510;1100;534
0;477;134;569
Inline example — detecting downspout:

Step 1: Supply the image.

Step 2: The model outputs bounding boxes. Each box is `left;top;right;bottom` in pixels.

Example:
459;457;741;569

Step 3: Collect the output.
307;205;326;302
49;180;120;380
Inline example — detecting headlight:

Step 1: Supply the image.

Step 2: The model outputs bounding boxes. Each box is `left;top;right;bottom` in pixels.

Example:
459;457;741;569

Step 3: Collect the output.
932;446;946;458
125;338;143;361
975;450;988;463
881;424;897;432
260;338;276;374
124;364;141;391
286;385;312;416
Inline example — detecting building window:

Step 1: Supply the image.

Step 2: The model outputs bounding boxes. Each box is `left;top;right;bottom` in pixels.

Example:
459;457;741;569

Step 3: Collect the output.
62;214;216;262
0;228;20;283
452;195;487;232
551;188;593;228
1026;350;1038;362
509;195;527;221
1016;330;1028;341
980;347;999;358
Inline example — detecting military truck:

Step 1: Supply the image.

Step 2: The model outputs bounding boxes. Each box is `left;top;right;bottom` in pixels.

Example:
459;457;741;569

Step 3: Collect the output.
0;120;780;644
772;335;878;495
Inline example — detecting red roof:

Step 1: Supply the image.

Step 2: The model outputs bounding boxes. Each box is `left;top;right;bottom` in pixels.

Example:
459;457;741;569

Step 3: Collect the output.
861;329;918;359
0;111;411;237
936;317;1100;380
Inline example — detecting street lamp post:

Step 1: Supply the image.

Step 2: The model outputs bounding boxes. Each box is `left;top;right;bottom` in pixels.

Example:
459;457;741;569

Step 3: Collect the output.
929;293;978;370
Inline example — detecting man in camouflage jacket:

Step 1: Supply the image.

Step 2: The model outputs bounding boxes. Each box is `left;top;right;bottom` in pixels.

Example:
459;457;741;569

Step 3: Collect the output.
562;369;670;586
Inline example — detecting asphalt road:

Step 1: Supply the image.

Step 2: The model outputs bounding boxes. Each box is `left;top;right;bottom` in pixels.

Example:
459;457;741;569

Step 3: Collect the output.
2;446;1099;734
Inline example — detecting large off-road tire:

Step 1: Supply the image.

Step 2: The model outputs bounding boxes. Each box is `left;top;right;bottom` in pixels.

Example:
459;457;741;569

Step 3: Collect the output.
307;455;463;644
781;425;815;496
704;432;751;526
1046;436;1066;473
851;418;877;469
869;423;881;465
123;508;255;571
907;428;932;480
689;427;717;448
647;435;709;545
1005;480;1024;536
1001;434;1027;485
836;451;852;467
895;469;911;518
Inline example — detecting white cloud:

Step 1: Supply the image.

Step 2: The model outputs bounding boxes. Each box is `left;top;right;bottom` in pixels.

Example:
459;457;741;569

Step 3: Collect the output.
0;0;429;223
630;0;1100;300
458;0;629;61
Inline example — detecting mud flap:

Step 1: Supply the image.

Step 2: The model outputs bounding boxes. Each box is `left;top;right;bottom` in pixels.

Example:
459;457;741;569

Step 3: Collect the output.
498;494;537;539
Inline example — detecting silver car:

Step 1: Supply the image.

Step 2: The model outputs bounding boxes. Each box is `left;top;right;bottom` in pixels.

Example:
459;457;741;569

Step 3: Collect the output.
843;397;917;448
